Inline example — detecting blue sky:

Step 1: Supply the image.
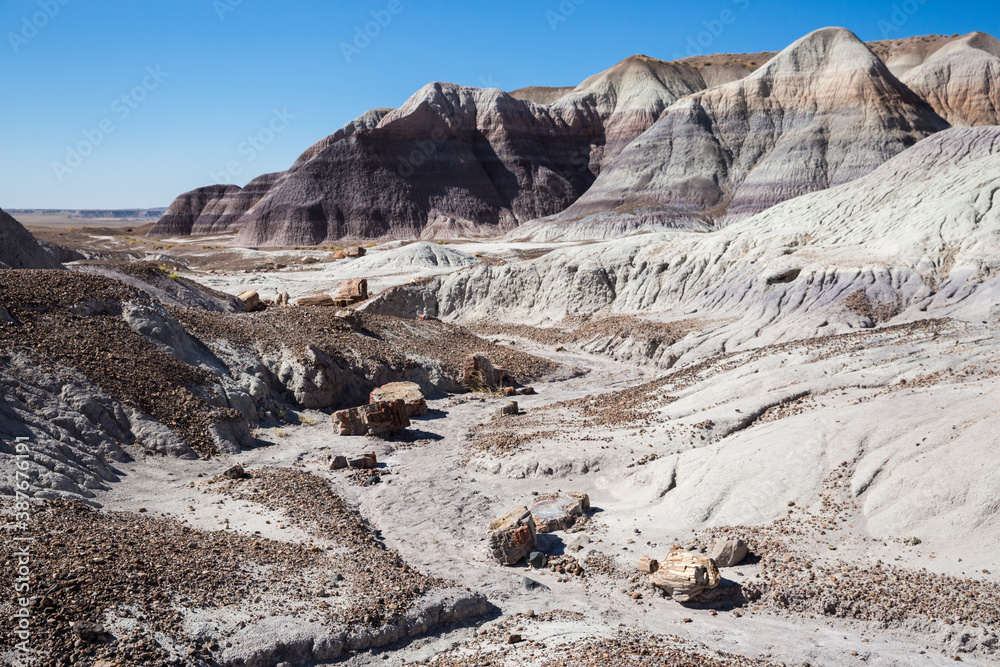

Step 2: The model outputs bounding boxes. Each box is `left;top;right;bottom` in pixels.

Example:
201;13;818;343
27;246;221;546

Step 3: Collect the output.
0;0;994;209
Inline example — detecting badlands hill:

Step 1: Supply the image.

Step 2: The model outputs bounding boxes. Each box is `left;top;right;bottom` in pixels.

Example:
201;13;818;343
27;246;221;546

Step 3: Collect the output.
0;208;62;269
523;27;949;239
153;55;712;245
153;27;998;246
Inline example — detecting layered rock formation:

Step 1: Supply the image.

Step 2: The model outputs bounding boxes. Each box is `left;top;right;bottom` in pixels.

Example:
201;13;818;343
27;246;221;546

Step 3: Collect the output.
527;27;949;239
556;55;708;162
0;207;62;269
149;110;392;238
153;56;710;245
900;31;1000;126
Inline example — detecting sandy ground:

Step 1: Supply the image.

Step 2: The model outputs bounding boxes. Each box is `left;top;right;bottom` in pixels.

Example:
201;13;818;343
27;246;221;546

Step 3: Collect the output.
97;332;994;666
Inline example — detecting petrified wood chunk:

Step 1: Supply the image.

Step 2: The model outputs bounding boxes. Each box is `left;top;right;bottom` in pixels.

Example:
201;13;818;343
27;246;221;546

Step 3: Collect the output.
646;548;721;603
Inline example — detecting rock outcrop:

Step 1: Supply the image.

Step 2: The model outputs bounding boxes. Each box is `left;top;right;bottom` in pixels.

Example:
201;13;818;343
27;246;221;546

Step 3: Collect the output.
148;108;392;238
75;263;243;313
297;295;336;307
529;27;949;238
369;382;427;418
333;278;368;307
236;290;262;311
148;173;284;237
710;538;749;567
487;506;537;565
647;548;721;603
676;52;775;87
867;33;966;78
332;399;411;436
529;493;590;533
0;208;62;270
462;355;508;390
508;86;576;105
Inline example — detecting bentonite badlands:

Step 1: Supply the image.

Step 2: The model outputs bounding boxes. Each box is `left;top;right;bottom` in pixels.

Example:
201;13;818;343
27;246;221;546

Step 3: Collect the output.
3;25;1000;667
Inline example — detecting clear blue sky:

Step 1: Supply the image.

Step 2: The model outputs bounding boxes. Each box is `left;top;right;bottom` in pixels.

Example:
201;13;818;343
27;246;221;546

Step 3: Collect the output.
0;0;993;209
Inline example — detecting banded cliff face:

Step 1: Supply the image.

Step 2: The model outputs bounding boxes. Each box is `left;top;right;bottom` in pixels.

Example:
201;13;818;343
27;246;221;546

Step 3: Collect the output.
239;84;593;244
900;32;1000;127
153;56;709;245
544;27;949;236
148;109;392;238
